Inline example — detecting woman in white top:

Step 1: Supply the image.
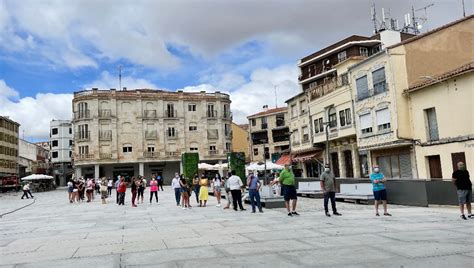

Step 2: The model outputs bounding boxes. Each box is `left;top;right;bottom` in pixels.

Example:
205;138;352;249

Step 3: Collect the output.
270;172;281;196
213;173;223;207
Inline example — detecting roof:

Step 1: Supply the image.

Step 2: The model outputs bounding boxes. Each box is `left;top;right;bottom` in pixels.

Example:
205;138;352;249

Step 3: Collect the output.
237;124;249;130
300;35;371;64
388;15;474;49
247;107;288;119
0;116;20;126
285;91;306;104
405;62;474;93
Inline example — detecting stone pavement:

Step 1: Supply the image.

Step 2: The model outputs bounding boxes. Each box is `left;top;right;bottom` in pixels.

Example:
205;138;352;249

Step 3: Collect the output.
0;187;473;267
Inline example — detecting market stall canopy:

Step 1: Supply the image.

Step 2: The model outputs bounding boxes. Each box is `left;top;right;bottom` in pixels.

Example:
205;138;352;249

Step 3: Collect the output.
275;154;291;165
21;174;54;181
293;151;323;162
245;161;284;171
213;163;228;169
198;163;217;170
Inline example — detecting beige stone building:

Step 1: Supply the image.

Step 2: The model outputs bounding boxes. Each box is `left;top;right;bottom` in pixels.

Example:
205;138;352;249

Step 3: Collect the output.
0;116;20;177
247;107;289;163
72;89;232;182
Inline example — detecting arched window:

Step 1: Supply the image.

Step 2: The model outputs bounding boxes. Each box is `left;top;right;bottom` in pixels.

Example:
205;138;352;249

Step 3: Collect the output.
328;107;337;128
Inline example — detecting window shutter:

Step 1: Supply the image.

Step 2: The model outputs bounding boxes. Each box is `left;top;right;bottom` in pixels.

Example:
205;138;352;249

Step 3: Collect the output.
399;154;412;178
376;108;390;125
359;114;372;129
356;76;368;98
372;67;386;84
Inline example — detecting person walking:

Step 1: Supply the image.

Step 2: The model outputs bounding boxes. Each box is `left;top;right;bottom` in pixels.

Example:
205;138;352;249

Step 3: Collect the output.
370;165;391;216
279;165;299;216
86;179;93;202
67;180;73;203
199;174;209;207
452;162;472;220
21;183;34;199
149;176;159;204
180;175;190;209
72;179;79;203
117;176;127;206
213;174;223;207
247;171;263;213
157;175;164;191
100;177;108;204
107;178;113;197
78;178;85;202
137;176;145;204
228;171;246;211
115;176;121;204
131;177;138;207
320;164;341;217
171;173;182;206
192;174;200;204
223;174;232;209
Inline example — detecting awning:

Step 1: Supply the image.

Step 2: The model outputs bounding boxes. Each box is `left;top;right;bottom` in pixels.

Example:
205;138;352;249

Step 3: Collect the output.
275;154;291;165
293;151;323;162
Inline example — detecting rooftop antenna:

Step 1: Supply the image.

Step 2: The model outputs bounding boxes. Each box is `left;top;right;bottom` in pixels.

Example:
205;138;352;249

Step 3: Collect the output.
415;3;434;33
462;0;466;17
371;2;378;33
274;85;278;108
118;65;122;91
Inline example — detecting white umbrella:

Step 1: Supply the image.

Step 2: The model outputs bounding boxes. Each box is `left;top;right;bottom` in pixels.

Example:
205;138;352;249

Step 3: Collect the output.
198;163;216;170
21;174;54;181
246;162;263;171
264;161;284;170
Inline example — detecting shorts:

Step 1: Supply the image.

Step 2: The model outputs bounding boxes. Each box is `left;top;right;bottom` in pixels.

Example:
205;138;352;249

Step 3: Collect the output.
73;189;78;192
214;187;221;193
68;187;73;193
281;185;297;201
373;189;387;201
86;189;93;194
457;189;472;205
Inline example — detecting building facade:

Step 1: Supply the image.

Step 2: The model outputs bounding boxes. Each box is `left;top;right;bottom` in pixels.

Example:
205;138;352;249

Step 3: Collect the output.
50;120;73;186
248;107;289;163
72;89;232;183
0;116;20;177
18;139;50;178
231;123;250;162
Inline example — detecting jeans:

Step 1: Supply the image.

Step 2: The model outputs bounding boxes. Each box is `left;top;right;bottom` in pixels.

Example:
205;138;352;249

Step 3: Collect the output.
231;190;244;210
150;191;158;203
21;190;33;199
174;188;181;205
324;191;337;213
194;185;200;203
107;186;112;196
116;190;119;204
118;192;126;205
249;189;262;212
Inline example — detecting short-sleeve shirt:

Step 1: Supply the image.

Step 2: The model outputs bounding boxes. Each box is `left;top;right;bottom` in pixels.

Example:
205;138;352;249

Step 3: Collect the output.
320;172;336;192
279;169;295;186
452;170;472;190
247;175;258;190
370;172;385;191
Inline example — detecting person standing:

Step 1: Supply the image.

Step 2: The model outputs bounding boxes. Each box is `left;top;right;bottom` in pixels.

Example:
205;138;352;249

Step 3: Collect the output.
199;174;209;207
157;175;164;191
137;176;145;204
149;176;159;204
213;174;223;207
67;180;73;203
107;178;113;197
115;176;121;204
228;171;246;211
192;174;200;204
180;175;190;209
370;165;391;216
223;174;233;209
452;162;472;220
171;173;182;206
86;179;93;202
320;164;341;217
247;171;263;213
117;176;127;206
78;178;85;202
131;177;138;207
279;165;299;216
21;183;34;199
270;172;281;196
100;177;108;204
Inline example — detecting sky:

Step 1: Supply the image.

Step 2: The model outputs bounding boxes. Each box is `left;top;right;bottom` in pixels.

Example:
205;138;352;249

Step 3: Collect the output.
0;0;470;141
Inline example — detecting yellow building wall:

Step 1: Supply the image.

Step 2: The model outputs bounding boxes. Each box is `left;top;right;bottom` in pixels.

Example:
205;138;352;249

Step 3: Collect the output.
231;123;250;161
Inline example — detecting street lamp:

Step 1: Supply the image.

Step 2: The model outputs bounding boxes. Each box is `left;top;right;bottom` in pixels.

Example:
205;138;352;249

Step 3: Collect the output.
322;122;331;166
259;139;269;185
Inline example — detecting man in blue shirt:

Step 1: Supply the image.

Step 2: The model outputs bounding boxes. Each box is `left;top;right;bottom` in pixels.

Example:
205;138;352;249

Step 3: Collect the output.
247;171;263;213
370;165;391;216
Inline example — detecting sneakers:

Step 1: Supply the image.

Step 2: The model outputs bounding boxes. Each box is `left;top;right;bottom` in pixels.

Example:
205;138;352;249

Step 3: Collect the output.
333;212;342;216
468;214;474;219
461;214;467;220
291;212;300;216
216;204;221;207
288;212;293;217
240;208;247;211
259;209;264;213
325;212;331;217
384;213;392;216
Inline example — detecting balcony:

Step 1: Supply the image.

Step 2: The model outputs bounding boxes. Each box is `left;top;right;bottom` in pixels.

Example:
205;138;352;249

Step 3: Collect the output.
166;151;180;157
143;152;159;158
99;153;112;159
99;130;112;141
207;110;218;118
98;109;112;118
225;130;232;139
208;129;219;139
143;110;157;118
75;131;90;142
73;110;90;120
165;109;177;118
166;130;178;140
208;150;218;155
75;154;94;161
222;111;233;120
145;130;157;139
272;127;289;143
276;120;286;127
308;76;348;101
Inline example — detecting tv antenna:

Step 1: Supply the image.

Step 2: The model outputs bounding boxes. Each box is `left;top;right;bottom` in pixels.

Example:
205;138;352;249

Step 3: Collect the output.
118;65;122;90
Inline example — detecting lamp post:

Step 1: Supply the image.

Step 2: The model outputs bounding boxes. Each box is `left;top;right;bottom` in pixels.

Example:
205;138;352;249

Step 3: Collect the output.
323;122;331;166
260;139;268;185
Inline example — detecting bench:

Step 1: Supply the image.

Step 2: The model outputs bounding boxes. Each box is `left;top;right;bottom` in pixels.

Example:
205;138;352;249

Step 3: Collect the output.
336;183;374;204
297;181;323;198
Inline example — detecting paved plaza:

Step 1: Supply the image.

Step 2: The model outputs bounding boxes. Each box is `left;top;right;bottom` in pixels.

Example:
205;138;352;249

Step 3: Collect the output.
0;188;473;267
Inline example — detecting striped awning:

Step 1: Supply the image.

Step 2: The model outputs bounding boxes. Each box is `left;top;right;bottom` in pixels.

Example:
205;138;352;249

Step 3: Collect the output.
275;154;291;165
293;151;323;162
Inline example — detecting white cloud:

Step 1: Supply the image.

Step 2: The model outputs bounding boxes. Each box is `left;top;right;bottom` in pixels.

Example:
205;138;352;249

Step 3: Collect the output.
0;79;72;140
83;71;159;90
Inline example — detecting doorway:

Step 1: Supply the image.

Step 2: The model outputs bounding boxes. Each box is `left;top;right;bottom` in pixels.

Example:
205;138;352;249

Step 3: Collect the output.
427;155;442;179
331;152;340;177
344;150;353;178
451;152;466;172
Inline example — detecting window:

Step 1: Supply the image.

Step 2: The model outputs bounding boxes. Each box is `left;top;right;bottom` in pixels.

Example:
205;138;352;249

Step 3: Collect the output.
69;140;73;146
225;142;231;151
69;128;72;134
167;103;175;117
319;118;324;132
261;117;268;129
209;145;216;151
190;147;198;151
360;47;369;57
309;81;317;89
188;104;196;112
122;146;133;153
302;126;309;142
291;104;297;118
189;126;197;131
328;107;337;128
292;130;299;144
376;108;391;131
337;51;347;62
78;146;89;155
339;111;346;127
360;114;373;134
207;104;216;117
315;118;324;133
300;100;307;114
78;124;89;139
345;109;352;125
52;140;58;147
276;113;285;127
52;151;58;158
251;119;256;126
147;146;155;152
253;148;259;155
314;119;320;133
425;108;439;141
356;75;369;100
341;73;349;86
69;151;72;157
372;67;387;94
168;127;176;137
51;128;58;135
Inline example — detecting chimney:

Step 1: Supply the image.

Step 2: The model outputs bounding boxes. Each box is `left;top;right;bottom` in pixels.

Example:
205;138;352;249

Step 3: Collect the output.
263;105;269;111
123;87;127;91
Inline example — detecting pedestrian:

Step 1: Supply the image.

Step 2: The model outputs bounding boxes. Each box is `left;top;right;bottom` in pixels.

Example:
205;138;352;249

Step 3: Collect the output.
223;174;233;209
157;175;164;191
67;180;73;203
95;178;100;195
227;170;246;211
138;176;146;204
271;172;281;196
78;178;85;201
86;179;93;202
213;173;223;207
131;177;138;207
370;165;391;216
320;164;341;217
247;171;263;213
115;176;120;204
279;165;299;216
180;175;190;209
100;177;108;204
72;179;79;202
149;176;159;204
192;174;200;204
21;182;34;199
198;174;209;207
107;178;113;197
117;176;127;206
452;162;472;220
171;172;182;206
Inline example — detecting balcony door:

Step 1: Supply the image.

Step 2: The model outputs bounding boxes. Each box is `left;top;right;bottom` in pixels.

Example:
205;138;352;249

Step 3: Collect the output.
428;155;442;179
